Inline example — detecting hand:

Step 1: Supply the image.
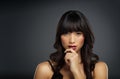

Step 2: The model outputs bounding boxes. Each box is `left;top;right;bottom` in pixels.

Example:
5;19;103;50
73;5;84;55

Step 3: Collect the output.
64;49;80;71
64;49;86;79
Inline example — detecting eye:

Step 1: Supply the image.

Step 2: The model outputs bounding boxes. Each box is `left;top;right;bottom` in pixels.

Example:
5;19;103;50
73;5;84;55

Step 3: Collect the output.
76;32;82;35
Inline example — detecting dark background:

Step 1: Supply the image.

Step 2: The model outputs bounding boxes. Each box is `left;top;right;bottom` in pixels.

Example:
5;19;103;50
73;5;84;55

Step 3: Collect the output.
0;0;120;79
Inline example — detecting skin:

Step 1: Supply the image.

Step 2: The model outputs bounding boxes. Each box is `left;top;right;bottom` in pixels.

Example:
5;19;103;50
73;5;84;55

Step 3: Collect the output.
34;31;108;79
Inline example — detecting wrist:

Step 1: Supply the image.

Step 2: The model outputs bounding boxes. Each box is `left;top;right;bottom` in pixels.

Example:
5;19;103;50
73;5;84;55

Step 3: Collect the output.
71;67;86;79
73;71;86;79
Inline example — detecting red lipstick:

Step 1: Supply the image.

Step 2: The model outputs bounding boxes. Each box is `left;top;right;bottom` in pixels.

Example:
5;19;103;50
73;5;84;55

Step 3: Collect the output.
68;45;76;50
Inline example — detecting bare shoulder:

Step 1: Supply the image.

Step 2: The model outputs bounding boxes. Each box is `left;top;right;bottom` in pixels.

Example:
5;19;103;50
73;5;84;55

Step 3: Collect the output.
95;61;108;70
93;61;108;79
34;61;53;79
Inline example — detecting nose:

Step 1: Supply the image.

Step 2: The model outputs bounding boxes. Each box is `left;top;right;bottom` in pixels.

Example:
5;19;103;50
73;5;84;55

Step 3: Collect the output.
69;34;75;44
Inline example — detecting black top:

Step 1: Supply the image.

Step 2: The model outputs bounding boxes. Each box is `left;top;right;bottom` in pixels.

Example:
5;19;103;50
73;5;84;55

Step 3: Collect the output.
48;60;63;79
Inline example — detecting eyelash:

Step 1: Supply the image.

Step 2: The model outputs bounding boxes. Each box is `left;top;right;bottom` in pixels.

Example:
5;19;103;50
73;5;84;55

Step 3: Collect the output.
62;32;82;35
76;32;81;34
76;32;83;35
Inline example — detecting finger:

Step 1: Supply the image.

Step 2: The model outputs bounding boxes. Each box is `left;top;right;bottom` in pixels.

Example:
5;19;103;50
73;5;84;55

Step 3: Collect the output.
64;58;70;65
64;53;73;63
64;53;71;65
64;49;76;54
64;49;72;53
64;49;71;53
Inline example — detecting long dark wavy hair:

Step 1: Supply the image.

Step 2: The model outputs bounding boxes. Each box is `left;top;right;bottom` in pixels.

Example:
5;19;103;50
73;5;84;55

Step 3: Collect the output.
50;10;99;79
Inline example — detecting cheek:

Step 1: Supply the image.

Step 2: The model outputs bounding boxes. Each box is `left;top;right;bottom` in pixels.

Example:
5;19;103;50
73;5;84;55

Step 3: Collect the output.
78;36;85;46
81;37;84;43
61;37;66;44
61;36;68;48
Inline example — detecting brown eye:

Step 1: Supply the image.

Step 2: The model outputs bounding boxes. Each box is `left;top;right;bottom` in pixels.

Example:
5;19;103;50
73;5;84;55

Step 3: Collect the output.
76;32;82;35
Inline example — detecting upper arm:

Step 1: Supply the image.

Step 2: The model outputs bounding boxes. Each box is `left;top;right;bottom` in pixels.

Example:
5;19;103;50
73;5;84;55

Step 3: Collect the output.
33;62;53;79
93;61;108;79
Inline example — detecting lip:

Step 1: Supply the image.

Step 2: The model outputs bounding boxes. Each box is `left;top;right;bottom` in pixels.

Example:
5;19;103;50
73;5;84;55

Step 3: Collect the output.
68;45;77;50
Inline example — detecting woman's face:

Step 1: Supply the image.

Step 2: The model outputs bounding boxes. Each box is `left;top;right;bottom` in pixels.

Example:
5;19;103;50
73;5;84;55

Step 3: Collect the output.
61;31;85;53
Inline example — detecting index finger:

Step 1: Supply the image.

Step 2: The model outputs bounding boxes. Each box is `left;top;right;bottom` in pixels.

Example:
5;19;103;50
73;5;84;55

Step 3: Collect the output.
64;49;76;54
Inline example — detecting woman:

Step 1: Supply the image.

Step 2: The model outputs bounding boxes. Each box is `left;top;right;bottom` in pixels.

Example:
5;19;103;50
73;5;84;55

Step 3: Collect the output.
34;10;108;79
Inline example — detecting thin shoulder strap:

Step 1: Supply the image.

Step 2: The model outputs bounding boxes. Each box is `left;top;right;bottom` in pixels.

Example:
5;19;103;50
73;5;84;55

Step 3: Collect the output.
48;60;55;72
48;60;63;79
